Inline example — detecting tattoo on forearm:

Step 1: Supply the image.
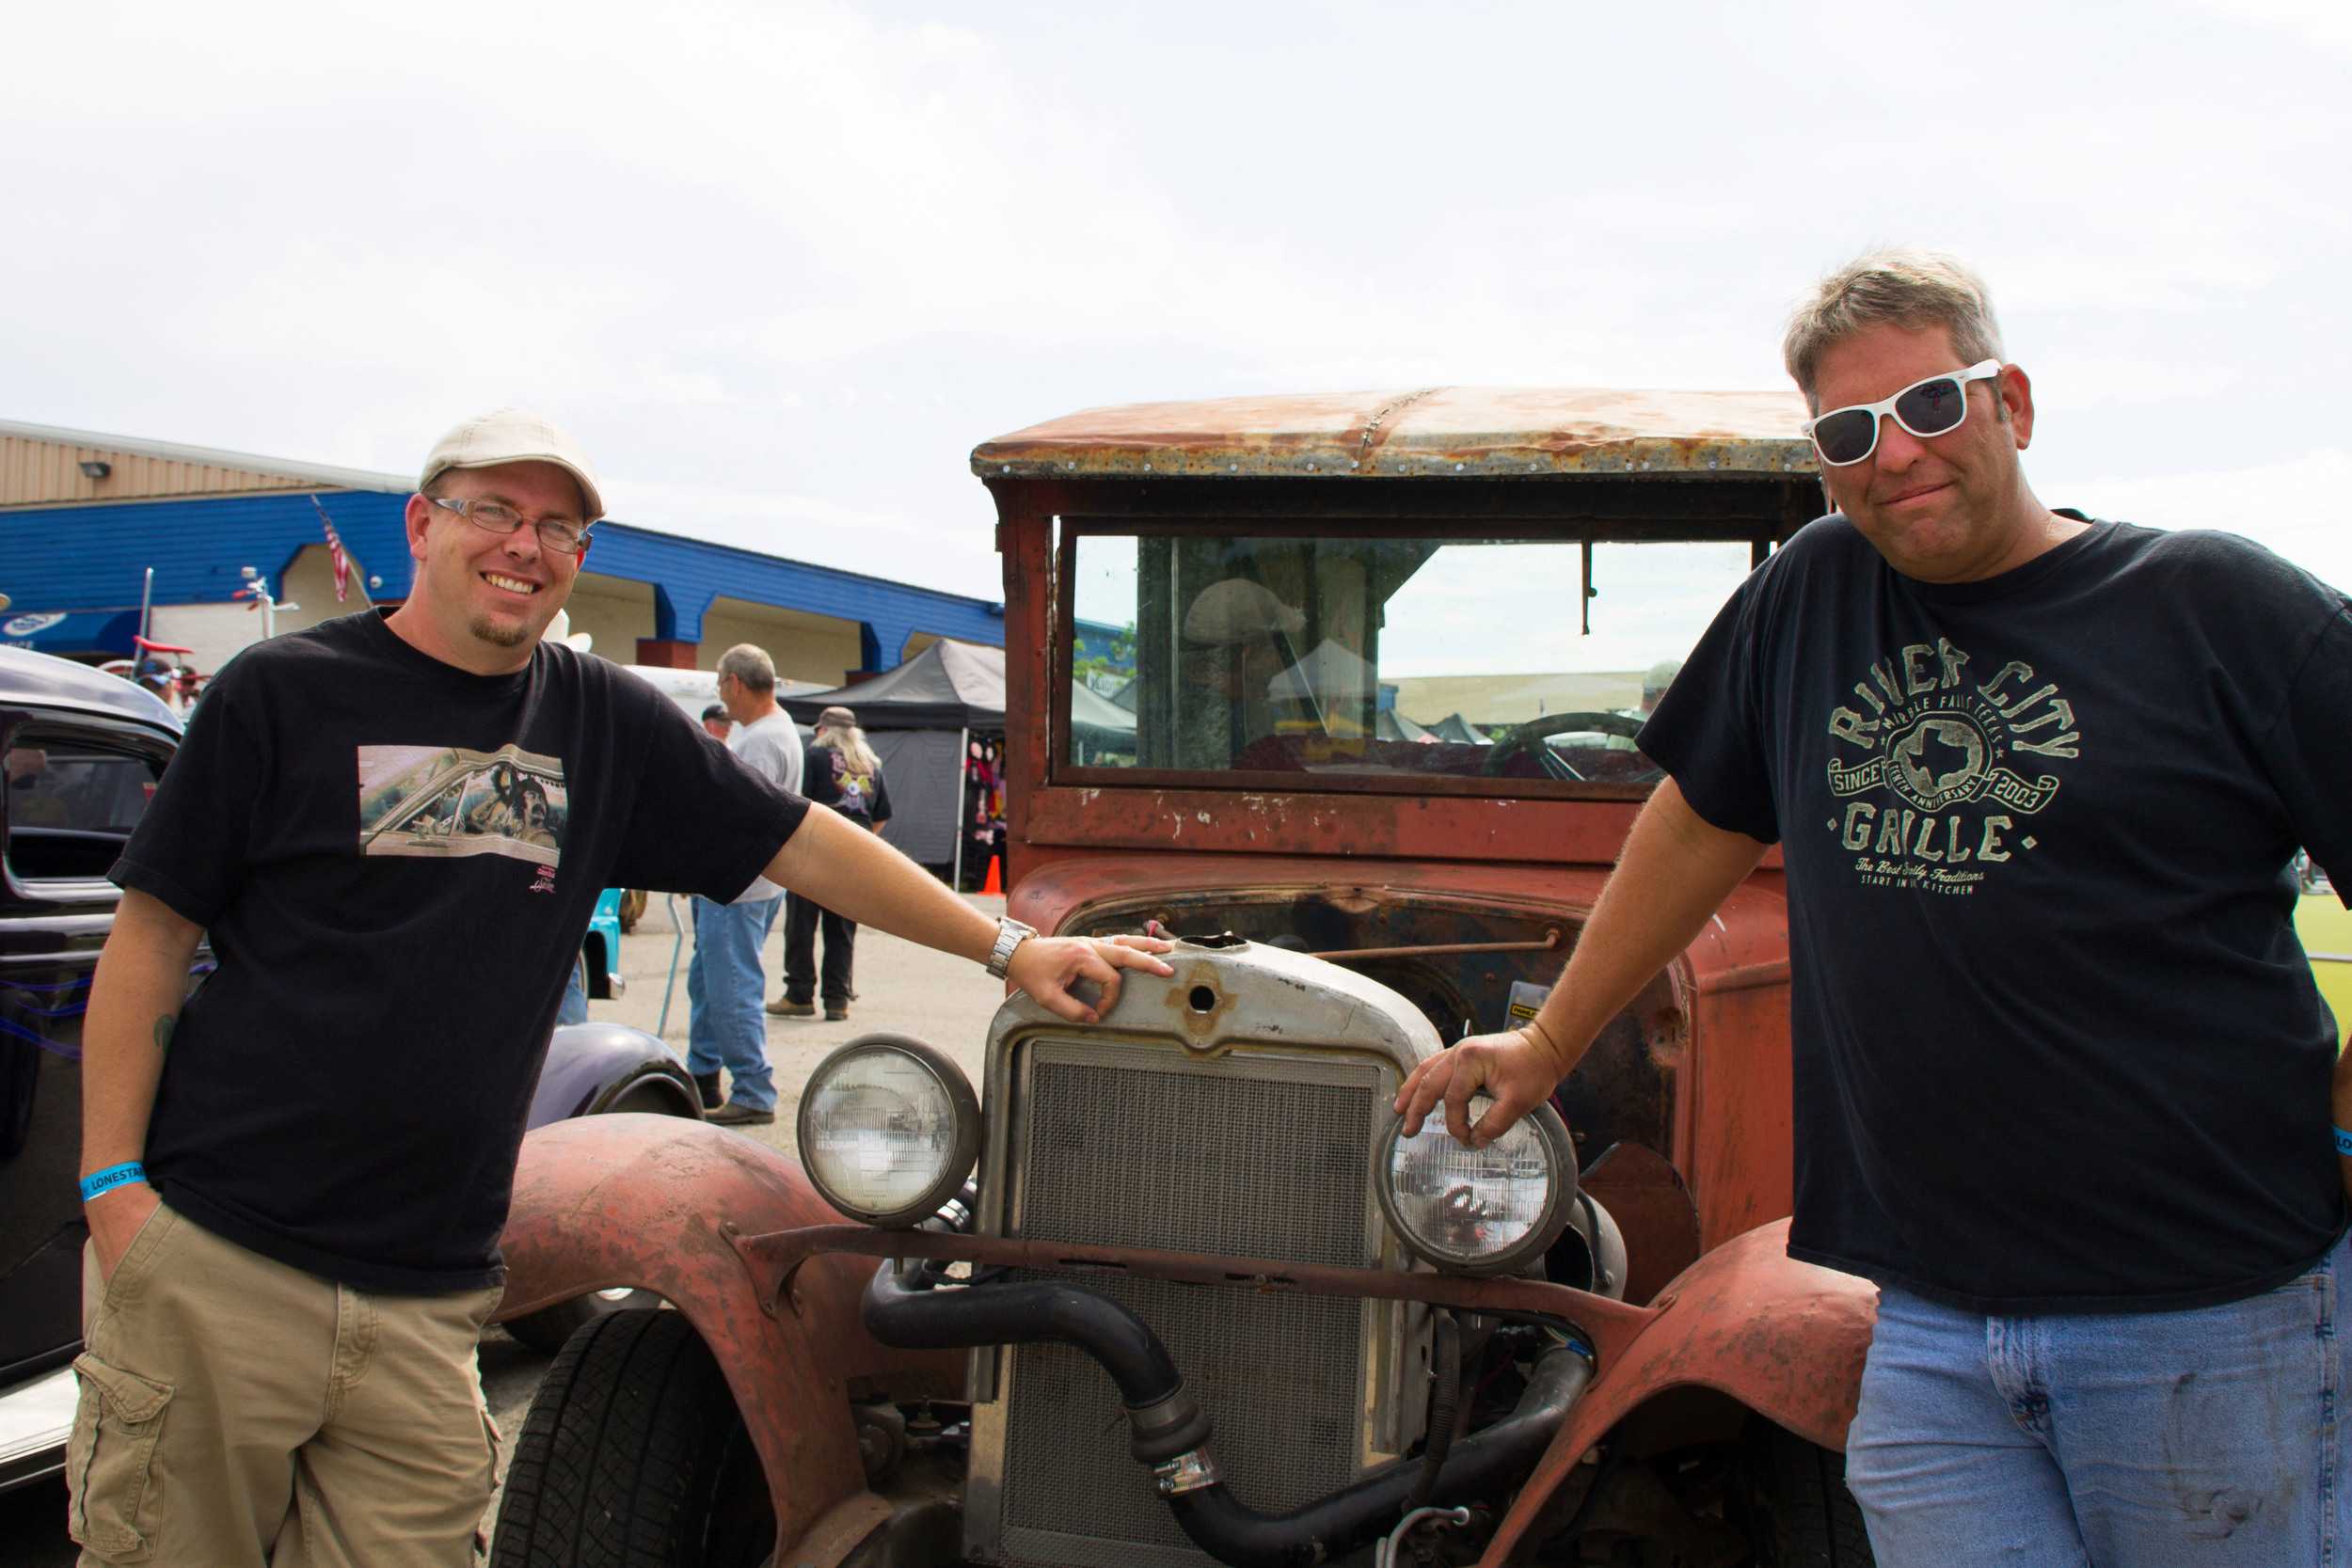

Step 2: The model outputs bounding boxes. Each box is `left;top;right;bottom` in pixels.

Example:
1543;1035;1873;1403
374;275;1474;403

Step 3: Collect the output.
153;1015;174;1054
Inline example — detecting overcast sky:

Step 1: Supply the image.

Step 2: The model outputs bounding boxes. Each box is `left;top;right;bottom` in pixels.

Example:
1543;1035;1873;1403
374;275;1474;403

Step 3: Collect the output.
8;0;2347;610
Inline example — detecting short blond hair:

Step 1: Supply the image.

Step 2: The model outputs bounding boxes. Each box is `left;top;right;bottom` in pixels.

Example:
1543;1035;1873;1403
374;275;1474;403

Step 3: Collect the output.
1783;248;2007;411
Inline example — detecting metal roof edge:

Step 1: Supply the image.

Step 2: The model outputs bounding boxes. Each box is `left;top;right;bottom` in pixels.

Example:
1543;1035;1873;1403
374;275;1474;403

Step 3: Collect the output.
593;519;1008;611
0;418;413;494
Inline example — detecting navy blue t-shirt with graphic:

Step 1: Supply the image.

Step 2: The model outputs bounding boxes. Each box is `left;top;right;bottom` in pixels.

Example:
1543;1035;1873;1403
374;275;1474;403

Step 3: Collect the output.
1641;513;2352;1313
113;611;809;1292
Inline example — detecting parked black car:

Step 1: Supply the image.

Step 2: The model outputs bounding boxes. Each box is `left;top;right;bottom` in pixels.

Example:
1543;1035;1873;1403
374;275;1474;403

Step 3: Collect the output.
0;645;694;1493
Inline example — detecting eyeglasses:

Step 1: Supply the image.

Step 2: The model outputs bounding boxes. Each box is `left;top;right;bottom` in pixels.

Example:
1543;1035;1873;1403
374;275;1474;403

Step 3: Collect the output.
428;496;593;556
1804;360;2002;467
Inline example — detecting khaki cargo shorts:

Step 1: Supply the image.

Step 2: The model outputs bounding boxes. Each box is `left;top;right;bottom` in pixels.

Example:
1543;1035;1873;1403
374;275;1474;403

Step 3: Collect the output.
67;1202;503;1567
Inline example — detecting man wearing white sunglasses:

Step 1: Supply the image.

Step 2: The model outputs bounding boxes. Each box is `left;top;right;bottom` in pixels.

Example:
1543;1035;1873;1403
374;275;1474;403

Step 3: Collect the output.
1400;249;2352;1565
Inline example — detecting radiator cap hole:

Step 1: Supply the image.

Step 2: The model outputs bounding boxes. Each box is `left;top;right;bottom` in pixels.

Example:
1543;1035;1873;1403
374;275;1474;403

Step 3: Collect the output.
1187;985;1217;1013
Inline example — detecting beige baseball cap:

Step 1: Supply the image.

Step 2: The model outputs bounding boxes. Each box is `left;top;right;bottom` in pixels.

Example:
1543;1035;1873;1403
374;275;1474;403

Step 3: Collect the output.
420;408;606;522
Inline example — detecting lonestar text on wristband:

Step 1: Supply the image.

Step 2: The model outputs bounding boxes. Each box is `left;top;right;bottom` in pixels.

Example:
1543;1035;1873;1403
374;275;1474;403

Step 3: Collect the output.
78;1162;146;1202
2335;1127;2352;1159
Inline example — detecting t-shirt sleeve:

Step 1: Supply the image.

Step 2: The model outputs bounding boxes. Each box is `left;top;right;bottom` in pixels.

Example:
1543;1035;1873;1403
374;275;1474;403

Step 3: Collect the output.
2259;606;2352;897
109;657;269;925
871;768;894;825
778;718;804;796
607;684;812;900
1636;565;1781;844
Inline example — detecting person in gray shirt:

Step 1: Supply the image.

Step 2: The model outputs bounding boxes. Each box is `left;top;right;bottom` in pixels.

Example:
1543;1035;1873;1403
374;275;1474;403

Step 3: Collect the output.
686;642;803;1123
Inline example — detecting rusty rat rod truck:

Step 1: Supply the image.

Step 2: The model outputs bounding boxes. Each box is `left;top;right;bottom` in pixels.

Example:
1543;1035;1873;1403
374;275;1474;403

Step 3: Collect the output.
487;389;1879;1568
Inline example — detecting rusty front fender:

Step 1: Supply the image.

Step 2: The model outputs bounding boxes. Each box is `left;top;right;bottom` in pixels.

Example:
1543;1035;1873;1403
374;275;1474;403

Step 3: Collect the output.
496;1115;961;1560
1479;1219;1876;1566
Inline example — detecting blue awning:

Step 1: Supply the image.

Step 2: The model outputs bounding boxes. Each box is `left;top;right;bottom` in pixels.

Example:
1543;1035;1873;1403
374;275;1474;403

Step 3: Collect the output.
0;609;141;655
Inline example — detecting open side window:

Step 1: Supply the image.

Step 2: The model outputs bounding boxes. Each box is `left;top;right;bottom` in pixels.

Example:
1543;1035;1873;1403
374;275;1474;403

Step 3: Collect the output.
3;721;167;886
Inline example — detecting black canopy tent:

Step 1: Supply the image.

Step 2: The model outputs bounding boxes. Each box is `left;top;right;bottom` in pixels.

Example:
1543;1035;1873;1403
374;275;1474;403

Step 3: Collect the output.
782;640;1003;879
784;641;1135;879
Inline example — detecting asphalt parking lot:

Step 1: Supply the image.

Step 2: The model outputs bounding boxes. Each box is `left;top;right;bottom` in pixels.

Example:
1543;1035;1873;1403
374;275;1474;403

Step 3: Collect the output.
4;889;1011;1564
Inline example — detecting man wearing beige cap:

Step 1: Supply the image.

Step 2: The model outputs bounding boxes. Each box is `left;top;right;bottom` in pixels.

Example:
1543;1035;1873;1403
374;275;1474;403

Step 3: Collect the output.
70;409;1170;1566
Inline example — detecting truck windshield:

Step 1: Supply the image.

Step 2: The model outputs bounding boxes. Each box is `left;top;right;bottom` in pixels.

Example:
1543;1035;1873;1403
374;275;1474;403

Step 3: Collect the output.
1065;530;1756;790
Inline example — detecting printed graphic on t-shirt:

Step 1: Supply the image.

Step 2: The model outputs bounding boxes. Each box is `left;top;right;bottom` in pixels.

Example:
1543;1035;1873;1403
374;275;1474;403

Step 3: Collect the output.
1821;640;2077;895
357;743;568;863
826;750;876;816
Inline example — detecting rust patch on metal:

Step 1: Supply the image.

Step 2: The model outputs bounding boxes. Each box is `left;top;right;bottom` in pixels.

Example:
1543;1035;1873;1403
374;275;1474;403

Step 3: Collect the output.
1475;1222;1874;1568
1578;1142;1700;1307
498;1117;964;1563
740;1221;1660;1373
969;387;1816;480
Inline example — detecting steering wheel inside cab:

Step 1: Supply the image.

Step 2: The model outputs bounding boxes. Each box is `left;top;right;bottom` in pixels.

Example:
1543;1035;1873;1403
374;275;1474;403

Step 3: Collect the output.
1480;712;1655;782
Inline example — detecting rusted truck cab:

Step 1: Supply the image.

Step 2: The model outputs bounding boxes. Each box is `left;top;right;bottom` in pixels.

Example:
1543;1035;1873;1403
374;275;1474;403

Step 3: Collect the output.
492;390;1878;1568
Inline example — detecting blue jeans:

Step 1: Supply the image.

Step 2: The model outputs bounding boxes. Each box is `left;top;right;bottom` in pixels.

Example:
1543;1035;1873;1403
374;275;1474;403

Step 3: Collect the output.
685;895;782;1111
556;954;590;1025
1846;1228;2347;1567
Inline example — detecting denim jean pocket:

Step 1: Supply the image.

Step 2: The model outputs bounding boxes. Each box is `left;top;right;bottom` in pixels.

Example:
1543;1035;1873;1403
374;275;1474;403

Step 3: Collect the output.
65;1351;175;1562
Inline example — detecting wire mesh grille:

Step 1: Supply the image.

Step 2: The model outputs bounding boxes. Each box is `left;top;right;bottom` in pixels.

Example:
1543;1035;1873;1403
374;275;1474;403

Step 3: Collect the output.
993;1053;1386;1560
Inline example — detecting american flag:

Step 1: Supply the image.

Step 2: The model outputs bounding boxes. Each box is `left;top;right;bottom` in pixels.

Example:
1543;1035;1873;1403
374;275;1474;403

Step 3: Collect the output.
312;497;351;603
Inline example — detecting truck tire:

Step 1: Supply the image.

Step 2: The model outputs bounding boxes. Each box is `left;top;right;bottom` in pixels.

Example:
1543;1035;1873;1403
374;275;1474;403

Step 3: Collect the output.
503;1285;659;1354
492;1307;775;1568
1743;1421;1875;1566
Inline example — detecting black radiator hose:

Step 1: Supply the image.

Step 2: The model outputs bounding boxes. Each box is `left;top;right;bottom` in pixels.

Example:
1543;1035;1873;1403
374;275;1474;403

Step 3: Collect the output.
863;1262;1213;1461
862;1262;1594;1568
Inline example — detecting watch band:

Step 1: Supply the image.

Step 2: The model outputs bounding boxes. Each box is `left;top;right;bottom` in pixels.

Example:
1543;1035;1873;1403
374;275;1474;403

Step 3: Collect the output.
986;916;1036;979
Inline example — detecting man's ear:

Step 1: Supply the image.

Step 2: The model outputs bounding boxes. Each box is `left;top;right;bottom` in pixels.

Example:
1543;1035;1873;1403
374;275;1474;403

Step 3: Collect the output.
404;493;436;562
1999;364;2036;451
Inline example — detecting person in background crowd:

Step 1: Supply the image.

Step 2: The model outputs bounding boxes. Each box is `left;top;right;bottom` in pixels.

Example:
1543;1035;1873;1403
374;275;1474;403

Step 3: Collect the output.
72;409;1169;1566
700;702;730;741
1396;249;2352;1567
685;643;802;1125
770;705;891;1022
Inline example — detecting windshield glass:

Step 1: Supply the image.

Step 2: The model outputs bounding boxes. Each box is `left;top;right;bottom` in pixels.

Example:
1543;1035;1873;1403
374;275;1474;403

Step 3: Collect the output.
1067;531;1755;789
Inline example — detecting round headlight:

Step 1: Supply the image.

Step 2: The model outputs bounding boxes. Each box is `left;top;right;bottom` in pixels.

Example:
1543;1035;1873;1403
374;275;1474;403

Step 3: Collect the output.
796;1035;980;1227
1375;1099;1577;1275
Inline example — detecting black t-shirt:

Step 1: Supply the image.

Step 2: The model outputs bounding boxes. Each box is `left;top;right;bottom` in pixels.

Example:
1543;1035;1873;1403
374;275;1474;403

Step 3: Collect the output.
113;611;810;1292
802;742;893;826
1641;514;2352;1313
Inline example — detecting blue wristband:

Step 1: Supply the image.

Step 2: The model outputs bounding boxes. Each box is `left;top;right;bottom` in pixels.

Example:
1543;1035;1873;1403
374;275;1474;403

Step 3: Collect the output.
2336;1128;2352;1159
78;1162;146;1202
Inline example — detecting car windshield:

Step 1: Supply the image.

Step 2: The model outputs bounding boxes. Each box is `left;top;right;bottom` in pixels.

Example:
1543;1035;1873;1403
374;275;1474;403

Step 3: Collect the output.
1065;530;1756;791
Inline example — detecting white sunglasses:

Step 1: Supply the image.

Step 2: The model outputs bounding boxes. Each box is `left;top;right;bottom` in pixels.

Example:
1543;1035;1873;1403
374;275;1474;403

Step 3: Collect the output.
1804;360;2002;467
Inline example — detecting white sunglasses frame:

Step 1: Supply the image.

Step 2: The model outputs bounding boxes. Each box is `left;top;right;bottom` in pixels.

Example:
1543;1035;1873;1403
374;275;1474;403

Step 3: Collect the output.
1804;359;2004;467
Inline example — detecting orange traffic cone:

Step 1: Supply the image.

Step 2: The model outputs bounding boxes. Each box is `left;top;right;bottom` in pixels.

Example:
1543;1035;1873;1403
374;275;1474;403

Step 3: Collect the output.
981;855;1003;895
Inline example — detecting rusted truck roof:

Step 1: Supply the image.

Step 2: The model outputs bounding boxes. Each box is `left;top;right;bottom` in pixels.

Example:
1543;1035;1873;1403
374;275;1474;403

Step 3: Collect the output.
972;387;1817;480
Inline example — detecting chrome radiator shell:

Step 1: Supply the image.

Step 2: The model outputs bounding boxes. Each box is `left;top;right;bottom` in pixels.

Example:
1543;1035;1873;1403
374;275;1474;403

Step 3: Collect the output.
964;942;1439;1568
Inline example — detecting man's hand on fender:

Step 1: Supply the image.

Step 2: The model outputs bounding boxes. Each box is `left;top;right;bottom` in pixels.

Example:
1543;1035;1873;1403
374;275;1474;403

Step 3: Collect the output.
87;1181;161;1285
1394;1027;1570;1148
1005;933;1175;1023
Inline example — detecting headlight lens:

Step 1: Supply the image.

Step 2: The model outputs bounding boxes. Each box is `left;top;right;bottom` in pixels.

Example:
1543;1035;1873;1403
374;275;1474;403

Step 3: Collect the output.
1375;1098;1577;1275
796;1035;980;1227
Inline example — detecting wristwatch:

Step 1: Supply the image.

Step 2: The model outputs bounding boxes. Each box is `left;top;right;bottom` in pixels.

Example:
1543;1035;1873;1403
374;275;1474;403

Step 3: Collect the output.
985;915;1038;979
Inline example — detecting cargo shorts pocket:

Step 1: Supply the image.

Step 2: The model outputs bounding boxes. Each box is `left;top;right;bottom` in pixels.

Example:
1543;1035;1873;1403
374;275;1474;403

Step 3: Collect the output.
65;1351;175;1562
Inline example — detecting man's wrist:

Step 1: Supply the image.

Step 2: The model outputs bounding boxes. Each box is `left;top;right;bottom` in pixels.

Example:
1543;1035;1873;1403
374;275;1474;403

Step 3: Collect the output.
985;916;1037;979
80;1161;147;1203
1518;1016;1574;1079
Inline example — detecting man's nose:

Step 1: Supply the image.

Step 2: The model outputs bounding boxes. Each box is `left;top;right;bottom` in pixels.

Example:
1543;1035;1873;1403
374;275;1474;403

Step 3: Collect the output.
1871;413;1927;471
